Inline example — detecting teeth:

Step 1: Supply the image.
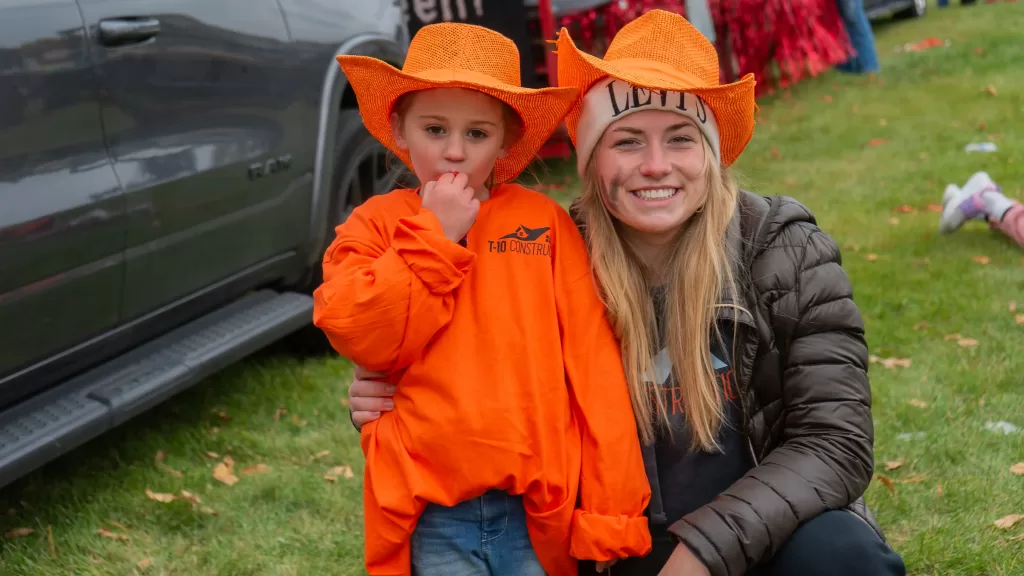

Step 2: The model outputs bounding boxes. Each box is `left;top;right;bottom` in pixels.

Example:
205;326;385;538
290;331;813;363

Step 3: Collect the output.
632;188;678;200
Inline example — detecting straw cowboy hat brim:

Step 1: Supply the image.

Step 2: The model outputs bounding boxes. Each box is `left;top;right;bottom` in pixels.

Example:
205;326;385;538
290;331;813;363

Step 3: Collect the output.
337;55;578;184
555;25;757;167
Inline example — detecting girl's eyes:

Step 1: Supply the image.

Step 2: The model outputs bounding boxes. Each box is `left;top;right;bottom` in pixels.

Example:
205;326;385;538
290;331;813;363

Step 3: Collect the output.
424;126;490;139
613;138;640;148
670;135;696;144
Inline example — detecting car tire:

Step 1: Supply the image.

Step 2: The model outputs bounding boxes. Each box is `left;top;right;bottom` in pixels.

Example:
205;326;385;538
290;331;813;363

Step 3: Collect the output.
896;0;926;18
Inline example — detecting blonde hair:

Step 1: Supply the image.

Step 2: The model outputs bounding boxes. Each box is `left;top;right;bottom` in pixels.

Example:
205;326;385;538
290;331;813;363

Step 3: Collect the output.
577;137;743;450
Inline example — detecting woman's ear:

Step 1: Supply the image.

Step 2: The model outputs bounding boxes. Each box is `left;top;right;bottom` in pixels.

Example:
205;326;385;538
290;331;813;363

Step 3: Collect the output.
390;113;408;150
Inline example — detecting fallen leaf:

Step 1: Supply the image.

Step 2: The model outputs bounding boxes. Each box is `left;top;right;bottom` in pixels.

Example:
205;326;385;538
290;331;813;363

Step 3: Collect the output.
1011;462;1024;476
107;520;127;531
865;253;879;261
145;489;176;504
47;525;55;558
894;204;916;213
979;120;988;132
213;409;231;423
1010;301;1017;313
199;506;218;516
324;465;355;482
958;338;980;348
212;458;239;487
313;450;331;460
889;217;900;225
886;460;903;471
138;557;153;570
339;398;350;407
901;473;928;484
869;137;889;147
936;483;943;499
913;321;929;330
206;451;220;459
179;490;201;505
274;406;287;421
97;528;130;541
909;399;929;409
994;514;1023;529
926;203;943;213
5;527;33;538
972;255;991;265
242;464;272;476
1016;314;1024;325
879;118;888;126
874;474;895;494
154;450;166;464
975;47;985;55
209;426;220;435
983;85;998;96
823;95;833;103
844;242;860;252
869;355;912;369
771;147;782;159
944;333;962;341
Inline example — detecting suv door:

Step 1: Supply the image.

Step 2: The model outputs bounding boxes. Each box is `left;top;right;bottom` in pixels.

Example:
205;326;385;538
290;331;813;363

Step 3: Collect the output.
0;0;126;405
77;0;308;321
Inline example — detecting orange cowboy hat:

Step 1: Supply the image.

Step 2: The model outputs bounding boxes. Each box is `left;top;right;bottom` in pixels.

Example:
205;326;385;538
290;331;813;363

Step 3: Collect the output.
556;9;757;168
337;23;579;185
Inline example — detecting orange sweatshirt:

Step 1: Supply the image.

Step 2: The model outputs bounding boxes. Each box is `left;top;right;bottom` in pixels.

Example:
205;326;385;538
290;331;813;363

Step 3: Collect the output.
313;183;651;576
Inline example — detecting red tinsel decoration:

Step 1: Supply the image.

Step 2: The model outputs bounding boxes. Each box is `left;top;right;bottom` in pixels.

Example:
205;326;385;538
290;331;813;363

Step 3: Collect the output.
554;0;854;98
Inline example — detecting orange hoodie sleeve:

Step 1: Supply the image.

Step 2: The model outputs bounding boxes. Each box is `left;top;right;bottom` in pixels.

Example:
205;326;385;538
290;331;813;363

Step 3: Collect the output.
312;197;475;373
550;207;653;562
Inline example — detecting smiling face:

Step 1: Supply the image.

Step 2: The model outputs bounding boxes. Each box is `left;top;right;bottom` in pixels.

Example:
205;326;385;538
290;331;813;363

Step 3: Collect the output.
592;109;710;245
390;88;515;192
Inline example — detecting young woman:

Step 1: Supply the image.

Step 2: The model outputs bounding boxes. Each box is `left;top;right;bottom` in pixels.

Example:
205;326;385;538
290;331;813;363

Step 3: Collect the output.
349;11;907;576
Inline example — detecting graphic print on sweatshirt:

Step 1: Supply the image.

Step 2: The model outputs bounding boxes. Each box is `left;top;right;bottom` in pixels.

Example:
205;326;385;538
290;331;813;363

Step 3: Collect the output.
486;224;551;256
645;326;753;524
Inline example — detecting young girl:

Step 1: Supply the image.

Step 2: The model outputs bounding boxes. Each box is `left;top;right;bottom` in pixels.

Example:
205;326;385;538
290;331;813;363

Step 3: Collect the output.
313;23;651;576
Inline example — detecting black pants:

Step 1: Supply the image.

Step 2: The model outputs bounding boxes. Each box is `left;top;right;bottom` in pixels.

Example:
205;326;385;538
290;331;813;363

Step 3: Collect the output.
580;510;907;576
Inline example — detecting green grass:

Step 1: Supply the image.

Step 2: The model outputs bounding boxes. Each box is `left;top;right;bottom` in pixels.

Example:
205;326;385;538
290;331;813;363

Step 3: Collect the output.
3;2;1023;574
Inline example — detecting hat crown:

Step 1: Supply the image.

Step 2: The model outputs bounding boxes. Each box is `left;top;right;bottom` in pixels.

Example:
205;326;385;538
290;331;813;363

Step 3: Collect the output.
401;22;522;86
603;10;720;86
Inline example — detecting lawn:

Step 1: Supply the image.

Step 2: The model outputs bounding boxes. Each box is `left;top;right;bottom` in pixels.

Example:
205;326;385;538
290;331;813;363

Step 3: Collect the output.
2;2;1022;574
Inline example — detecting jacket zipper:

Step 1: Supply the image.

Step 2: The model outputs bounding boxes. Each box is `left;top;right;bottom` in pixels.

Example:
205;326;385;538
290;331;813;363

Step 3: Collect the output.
735;317;760;466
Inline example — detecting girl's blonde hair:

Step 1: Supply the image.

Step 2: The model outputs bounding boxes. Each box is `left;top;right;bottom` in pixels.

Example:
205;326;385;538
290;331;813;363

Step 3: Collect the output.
577;137;743;450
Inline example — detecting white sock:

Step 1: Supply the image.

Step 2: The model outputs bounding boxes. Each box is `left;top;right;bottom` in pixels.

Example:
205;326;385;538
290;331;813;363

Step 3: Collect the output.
981;190;1014;221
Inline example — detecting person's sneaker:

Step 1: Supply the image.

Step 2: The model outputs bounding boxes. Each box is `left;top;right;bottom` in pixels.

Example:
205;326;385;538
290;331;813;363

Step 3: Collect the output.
940;185;988;233
942;183;961;206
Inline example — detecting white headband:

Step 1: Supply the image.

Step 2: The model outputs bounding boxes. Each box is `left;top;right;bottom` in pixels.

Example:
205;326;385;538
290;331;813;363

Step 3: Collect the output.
575;78;721;176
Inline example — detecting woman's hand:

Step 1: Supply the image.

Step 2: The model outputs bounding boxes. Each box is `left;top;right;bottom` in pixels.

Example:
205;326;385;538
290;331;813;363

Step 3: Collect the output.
657;544;710;576
347;365;395;429
595;559;618;572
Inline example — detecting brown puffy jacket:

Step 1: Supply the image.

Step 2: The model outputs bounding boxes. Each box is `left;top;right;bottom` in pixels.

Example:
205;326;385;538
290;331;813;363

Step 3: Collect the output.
666;190;884;576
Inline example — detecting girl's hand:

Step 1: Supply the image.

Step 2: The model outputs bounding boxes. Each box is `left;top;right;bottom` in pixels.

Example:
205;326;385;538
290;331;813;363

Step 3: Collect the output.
595;559;619;572
421;172;479;243
657;544;710;576
348;365;395;429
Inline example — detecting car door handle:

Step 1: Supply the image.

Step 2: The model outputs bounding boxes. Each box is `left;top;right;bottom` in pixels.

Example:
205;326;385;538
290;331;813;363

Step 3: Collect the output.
98;18;161;47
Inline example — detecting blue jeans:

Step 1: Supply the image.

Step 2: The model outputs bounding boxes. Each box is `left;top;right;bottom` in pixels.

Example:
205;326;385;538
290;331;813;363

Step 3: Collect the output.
411;490;546;576
836;0;881;74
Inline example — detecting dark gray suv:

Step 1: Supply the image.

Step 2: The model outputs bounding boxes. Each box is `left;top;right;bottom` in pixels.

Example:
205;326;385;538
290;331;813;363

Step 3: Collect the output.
0;0;408;488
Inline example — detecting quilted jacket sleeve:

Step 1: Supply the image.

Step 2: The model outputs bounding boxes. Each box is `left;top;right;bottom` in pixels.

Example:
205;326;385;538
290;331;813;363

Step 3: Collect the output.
668;223;875;576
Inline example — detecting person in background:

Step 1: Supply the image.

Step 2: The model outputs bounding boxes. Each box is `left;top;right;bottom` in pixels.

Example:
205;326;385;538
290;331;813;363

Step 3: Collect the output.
940;171;1024;247
835;0;881;74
